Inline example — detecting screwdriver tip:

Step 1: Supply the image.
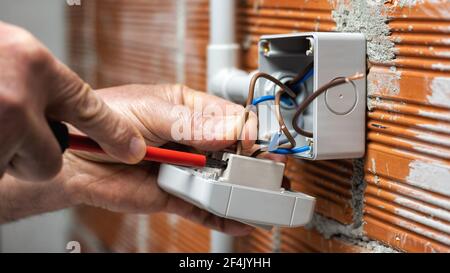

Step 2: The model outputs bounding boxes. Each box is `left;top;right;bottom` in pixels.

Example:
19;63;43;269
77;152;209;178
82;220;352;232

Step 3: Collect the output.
205;158;228;169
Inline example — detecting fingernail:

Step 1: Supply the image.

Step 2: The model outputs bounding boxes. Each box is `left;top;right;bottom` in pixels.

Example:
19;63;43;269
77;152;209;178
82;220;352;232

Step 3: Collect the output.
129;136;146;163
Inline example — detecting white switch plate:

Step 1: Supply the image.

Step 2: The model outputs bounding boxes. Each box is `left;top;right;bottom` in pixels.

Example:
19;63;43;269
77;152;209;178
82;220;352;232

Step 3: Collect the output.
157;154;315;228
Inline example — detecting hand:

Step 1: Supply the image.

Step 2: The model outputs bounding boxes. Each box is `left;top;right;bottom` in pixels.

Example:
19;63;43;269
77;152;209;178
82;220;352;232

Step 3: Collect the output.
64;84;259;235
0;84;260;235
0;22;146;182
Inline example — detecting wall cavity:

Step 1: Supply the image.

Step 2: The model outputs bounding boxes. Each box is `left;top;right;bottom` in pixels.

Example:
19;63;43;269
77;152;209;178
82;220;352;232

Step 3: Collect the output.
306;214;398;252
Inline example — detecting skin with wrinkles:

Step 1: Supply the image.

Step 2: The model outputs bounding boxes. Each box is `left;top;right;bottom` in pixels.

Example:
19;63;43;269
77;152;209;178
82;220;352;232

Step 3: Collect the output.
0;21;147;182
0;84;276;236
0;22;285;235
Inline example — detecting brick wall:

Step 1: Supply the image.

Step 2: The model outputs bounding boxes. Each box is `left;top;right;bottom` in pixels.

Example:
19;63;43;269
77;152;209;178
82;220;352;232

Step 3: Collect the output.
68;0;449;253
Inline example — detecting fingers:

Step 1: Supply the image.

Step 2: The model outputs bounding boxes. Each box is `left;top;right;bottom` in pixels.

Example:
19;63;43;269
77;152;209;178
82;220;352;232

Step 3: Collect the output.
6;115;63;181
0;94;27;174
156;84;259;150
0;23;50;178
96;85;259;152
172;84;243;111
120;84;241;111
165;196;254;236
46;62;146;164
0;39;62;181
132;96;248;151
0;22;145;177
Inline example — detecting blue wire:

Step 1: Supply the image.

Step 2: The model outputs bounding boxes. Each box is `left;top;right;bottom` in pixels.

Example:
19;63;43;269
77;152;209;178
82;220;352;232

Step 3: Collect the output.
251;69;314;105
251;71;313;155
270;146;311;155
290;68;314;91
252;95;275;105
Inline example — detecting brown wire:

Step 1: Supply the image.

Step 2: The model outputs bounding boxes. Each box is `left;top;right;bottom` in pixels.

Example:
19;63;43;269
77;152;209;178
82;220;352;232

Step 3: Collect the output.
268;63;313;150
237;72;297;154
274;89;296;149
292;73;364;138
250;148;264;158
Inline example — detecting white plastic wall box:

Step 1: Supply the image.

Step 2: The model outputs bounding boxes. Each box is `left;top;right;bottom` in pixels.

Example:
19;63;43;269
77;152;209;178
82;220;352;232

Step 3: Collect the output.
157;154;316;227
256;32;366;160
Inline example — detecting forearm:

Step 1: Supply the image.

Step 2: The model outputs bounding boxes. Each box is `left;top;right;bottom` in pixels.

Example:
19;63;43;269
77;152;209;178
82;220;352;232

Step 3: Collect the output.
0;157;78;224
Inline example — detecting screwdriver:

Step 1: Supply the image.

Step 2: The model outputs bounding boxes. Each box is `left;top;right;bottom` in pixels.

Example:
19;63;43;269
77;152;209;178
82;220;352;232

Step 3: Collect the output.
49;121;228;169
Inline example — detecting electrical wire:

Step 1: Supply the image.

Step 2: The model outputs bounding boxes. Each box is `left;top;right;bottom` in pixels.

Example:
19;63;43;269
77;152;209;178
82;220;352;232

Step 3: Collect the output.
251;67;313;106
242;62;363;158
288;62;314;89
252;95;275;105
249;67;314;152
250;148;265;158
292;73;364;138
249;145;310;158
278;131;298;146
242;64;314;156
237;72;296;155
270;145;311;155
253;94;300;108
274;89;297;149
289;68;314;91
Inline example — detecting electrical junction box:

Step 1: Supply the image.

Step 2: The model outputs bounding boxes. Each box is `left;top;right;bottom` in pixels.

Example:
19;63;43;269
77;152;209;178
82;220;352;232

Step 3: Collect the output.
157;154;315;228
255;32;366;160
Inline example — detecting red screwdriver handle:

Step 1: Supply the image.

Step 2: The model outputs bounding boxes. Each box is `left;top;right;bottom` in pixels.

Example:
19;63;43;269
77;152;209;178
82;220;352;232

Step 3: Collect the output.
145;146;206;167
68;134;207;168
49;121;208;168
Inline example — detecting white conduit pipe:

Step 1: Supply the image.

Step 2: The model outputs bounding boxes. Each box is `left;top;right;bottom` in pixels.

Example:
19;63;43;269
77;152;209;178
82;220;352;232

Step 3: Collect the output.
208;0;250;105
208;0;240;253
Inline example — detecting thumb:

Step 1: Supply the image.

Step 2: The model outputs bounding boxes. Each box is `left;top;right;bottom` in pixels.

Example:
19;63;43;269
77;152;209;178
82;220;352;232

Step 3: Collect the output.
46;61;146;164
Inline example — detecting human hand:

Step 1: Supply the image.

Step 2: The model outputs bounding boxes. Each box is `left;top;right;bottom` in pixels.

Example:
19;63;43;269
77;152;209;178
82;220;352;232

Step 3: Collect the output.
0;22;146;182
61;84;260;235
